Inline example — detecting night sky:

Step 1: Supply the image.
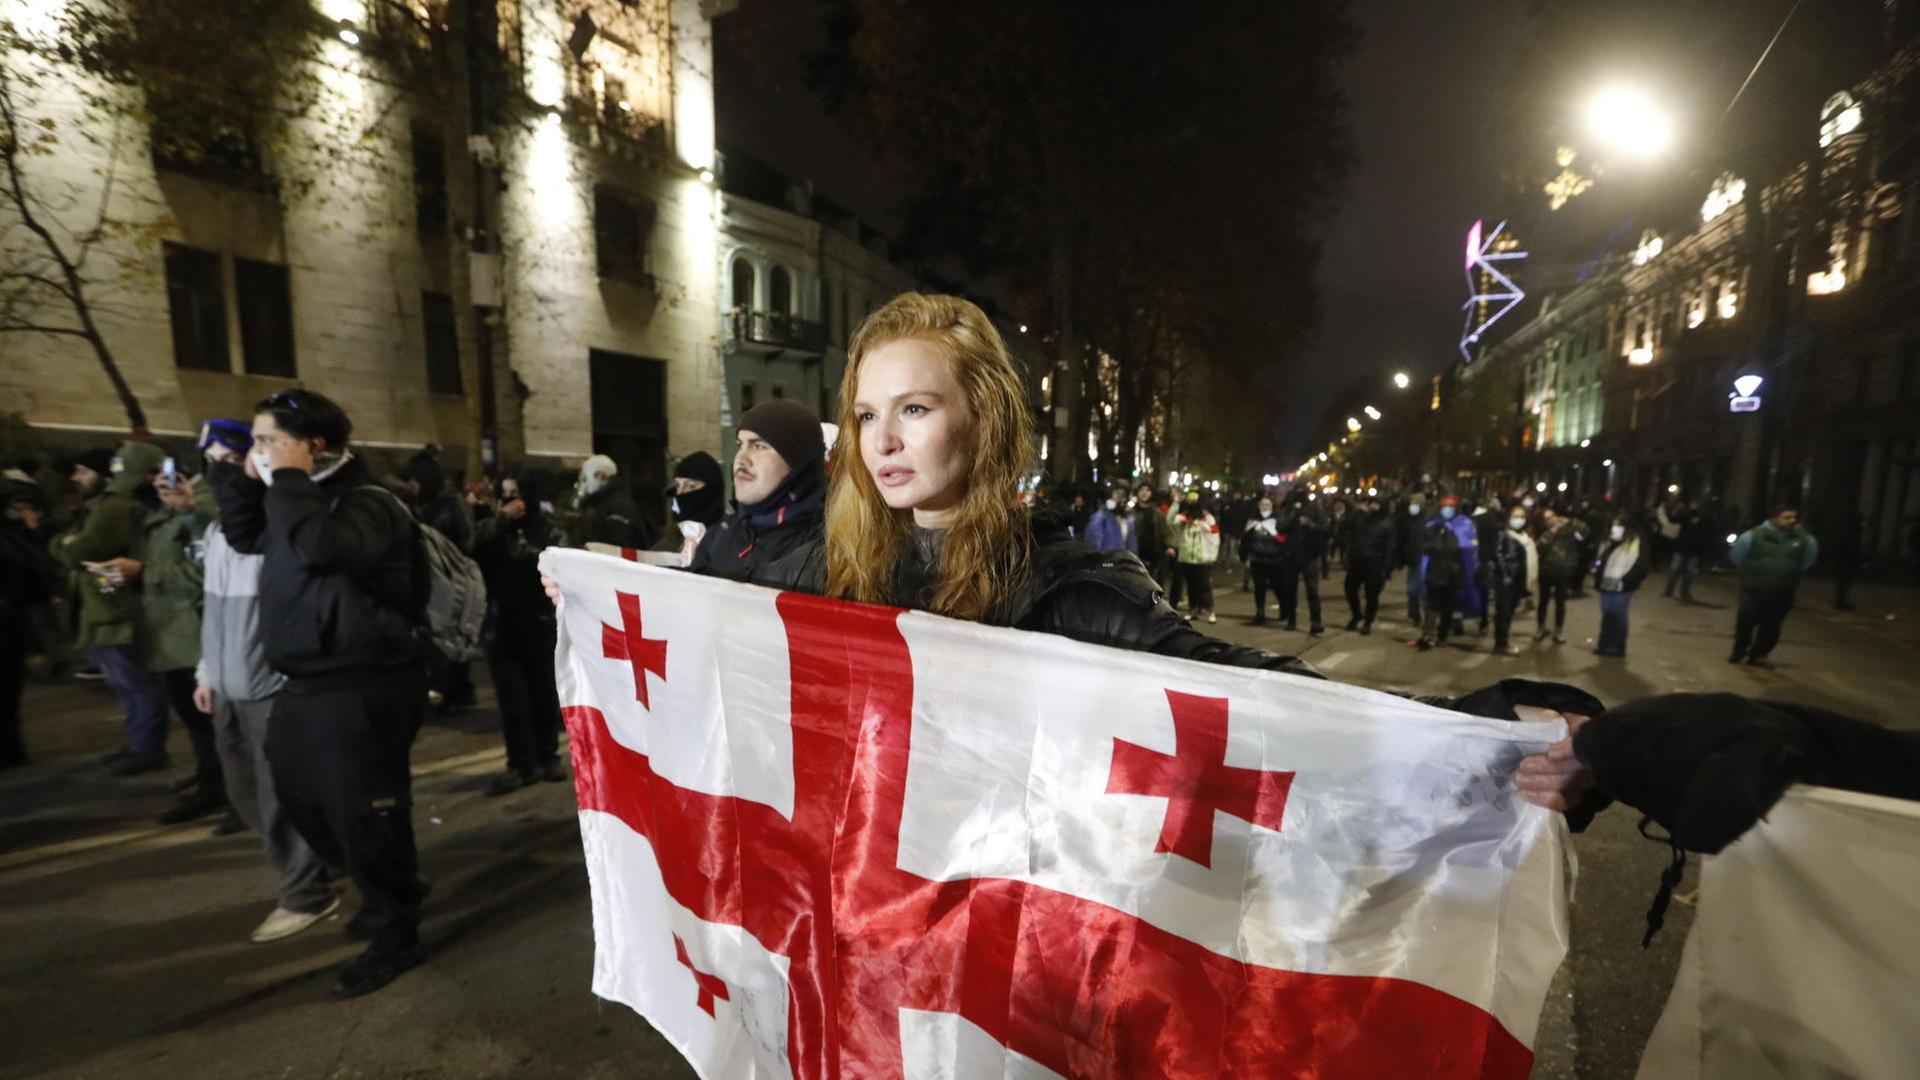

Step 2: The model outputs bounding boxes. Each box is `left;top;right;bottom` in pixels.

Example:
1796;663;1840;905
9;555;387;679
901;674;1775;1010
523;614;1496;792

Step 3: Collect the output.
713;0;1534;461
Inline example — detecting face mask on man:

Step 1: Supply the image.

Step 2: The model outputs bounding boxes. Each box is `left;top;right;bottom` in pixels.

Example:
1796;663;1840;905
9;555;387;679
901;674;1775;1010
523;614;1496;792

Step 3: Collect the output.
578;472;606;498
1610;524;1626;541
1105;498;1117;510
250;452;275;487
1408;503;1422;516
1522;498;1536;509
1440;506;1457;520
1509;516;1527;531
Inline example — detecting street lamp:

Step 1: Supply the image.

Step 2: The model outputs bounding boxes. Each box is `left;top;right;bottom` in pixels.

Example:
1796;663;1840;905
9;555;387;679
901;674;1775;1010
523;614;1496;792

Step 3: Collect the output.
1363;405;1381;421
1393;372;1411;390
1346;417;1362;433
1586;85;1676;160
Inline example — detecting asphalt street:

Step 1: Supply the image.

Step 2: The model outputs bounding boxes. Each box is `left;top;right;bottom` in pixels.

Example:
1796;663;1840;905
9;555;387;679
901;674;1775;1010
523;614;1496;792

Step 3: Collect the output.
2;564;1912;1080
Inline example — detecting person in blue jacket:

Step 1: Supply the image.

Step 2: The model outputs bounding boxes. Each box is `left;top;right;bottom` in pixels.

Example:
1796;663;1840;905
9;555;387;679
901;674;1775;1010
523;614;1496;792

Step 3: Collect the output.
1082;487;1137;556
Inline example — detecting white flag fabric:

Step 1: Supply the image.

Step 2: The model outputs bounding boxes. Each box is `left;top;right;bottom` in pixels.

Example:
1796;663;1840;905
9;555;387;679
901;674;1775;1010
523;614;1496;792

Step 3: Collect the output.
540;548;1570;1079
1636;785;1920;1080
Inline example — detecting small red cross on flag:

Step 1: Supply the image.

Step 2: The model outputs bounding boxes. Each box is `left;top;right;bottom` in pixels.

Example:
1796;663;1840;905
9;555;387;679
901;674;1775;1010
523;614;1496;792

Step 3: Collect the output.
673;934;730;1017
601;591;668;709
1105;689;1296;867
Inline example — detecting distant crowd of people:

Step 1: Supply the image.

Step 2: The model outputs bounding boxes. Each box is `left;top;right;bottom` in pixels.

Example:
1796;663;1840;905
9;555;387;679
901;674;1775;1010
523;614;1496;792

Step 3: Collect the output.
1037;480;1850;668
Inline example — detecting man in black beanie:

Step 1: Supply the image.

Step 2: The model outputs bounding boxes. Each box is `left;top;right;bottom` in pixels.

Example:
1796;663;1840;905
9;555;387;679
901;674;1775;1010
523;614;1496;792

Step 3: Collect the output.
690;400;827;581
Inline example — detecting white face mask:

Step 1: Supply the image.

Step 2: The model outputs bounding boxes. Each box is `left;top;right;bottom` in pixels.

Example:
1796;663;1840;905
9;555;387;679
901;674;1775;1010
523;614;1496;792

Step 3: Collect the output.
1522;498;1535;509
1408;504;1422;515
1609;525;1626;541
1105;499;1117;510
578;473;606;498
250;452;274;486
1509;517;1527;531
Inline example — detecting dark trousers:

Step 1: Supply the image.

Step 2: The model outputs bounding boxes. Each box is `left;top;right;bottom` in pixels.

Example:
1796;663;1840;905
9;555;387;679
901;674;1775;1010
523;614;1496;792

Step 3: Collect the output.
1598;590;1633;655
268;671;426;949
213;695;334;913
1278;560;1323;627
160;667;223;799
1178;562;1214;615
88;644;168;756
1834;566;1857;608
0;619;24;766
1249;563;1282;621
490;622;562;776
1536;580;1571;633
1406;561;1425;624
1420;586;1457;645
1492;580;1523;648
1734;588;1796;660
1344;565;1385;625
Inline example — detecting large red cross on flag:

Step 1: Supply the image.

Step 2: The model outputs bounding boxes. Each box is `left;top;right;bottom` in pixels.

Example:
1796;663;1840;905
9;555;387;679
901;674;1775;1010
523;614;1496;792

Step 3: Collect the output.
542;548;1570;1078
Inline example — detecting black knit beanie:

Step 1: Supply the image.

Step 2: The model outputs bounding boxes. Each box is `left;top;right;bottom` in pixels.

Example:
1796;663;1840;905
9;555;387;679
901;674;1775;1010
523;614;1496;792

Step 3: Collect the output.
737;400;825;470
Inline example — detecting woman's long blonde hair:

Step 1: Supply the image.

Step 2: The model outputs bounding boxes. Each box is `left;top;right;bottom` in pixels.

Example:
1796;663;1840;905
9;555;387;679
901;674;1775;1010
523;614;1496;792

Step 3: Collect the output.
825;292;1033;622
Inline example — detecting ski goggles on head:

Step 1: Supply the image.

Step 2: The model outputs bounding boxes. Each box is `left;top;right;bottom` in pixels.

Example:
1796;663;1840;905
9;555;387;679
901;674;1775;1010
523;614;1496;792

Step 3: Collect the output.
197;418;254;454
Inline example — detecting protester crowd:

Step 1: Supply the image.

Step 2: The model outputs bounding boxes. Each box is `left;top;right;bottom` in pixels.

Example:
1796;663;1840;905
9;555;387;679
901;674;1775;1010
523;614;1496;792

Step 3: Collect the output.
1052;480;1840;669
0;291;1904;1009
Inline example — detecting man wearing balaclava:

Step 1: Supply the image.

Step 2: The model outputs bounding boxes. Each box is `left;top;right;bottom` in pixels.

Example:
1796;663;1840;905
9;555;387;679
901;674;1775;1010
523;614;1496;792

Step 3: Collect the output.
659;451;726;560
570;453;650;550
52;441;172;776
690;400;828;582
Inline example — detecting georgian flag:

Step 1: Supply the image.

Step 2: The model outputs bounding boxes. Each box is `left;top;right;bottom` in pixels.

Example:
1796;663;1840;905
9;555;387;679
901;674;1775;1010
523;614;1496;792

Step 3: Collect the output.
540;548;1570;1079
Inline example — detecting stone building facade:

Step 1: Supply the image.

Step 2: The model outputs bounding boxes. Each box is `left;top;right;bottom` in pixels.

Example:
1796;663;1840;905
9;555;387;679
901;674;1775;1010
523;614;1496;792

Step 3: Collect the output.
714;150;919;449
2;0;724;498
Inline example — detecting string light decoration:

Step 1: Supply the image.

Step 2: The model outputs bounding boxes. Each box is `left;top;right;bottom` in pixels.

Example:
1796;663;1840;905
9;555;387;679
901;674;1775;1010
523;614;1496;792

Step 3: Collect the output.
1460;219;1527;362
1544;147;1595;211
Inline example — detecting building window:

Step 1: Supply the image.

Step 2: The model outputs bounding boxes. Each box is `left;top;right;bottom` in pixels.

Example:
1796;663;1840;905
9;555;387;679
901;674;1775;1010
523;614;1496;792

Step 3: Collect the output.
770;266;792;314
731;259;755;309
164;243;229;372
234;257;296;377
740;382;756;413
594;186;656;285
412;129;448;238
771;383;785;400
422;291;462;395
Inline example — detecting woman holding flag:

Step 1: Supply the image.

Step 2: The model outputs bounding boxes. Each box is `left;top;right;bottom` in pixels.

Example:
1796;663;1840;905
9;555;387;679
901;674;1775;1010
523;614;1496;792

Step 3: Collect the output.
546;291;1596;811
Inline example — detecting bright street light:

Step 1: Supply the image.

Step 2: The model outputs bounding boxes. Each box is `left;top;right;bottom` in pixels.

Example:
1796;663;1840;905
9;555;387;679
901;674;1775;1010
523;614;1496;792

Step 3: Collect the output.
1580;438;1591;448
1363;405;1381;421
1346;417;1362;433
1586;85;1676;160
1393;372;1411;390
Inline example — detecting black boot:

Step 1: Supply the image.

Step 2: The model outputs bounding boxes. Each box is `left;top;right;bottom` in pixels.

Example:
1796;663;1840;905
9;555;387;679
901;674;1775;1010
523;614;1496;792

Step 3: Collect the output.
1345;617;1361;631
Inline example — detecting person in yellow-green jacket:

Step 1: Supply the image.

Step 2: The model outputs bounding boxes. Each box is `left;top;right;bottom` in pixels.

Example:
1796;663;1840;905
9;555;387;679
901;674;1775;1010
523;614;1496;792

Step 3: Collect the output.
51;441;172;776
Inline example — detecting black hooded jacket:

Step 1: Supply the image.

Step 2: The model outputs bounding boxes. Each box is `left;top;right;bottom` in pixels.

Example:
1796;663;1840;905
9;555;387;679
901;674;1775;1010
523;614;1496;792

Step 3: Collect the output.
472;482;559;639
222;455;419;681
753;510;1319;677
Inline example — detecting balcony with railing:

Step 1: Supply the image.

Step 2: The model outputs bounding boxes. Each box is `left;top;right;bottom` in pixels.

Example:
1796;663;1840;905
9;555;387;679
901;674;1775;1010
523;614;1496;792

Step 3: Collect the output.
730;308;827;355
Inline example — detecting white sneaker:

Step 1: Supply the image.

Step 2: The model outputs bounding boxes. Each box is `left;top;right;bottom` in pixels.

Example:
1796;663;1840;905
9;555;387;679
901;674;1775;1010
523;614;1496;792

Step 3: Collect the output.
250;896;341;943
1206;611;1217;625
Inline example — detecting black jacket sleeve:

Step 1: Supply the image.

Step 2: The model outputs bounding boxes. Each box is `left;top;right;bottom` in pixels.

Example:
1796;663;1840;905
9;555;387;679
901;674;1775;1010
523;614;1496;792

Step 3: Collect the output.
1573;692;1920;853
266;472;409;574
